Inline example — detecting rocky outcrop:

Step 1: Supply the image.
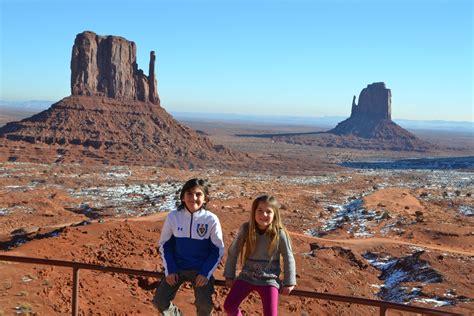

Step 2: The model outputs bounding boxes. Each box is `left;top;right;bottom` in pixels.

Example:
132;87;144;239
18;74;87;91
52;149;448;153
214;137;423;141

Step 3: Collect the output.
148;51;159;104
330;83;417;139
0;95;242;166
324;82;433;150
333;82;395;139
0;31;248;167
71;31;160;105
268;82;433;151
350;82;391;120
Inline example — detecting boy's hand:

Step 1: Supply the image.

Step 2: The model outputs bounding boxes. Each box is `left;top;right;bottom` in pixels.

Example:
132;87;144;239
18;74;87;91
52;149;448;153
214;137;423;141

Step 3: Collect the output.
165;273;178;286
195;274;208;287
225;278;234;288
280;285;295;296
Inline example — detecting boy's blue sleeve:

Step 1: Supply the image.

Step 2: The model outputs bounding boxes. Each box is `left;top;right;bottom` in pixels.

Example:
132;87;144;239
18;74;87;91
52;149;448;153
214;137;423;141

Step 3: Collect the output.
159;213;178;275
199;216;225;279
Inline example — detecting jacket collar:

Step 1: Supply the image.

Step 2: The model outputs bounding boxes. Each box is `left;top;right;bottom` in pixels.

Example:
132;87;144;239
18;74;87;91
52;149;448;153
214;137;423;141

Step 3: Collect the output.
178;205;205;215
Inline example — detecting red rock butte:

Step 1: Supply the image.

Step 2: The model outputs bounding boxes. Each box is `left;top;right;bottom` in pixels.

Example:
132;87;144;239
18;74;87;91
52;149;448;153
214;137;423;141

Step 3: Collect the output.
0;31;245;167
329;82;420;142
325;82;433;151
268;82;434;151
71;31;159;105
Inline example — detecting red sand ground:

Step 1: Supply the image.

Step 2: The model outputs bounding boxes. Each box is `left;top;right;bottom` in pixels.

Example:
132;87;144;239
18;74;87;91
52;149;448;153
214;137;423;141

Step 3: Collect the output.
0;114;473;315
0;163;472;315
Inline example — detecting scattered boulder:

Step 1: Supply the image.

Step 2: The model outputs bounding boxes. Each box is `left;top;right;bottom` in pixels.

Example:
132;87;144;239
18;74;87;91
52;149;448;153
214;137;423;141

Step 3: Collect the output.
11;226;40;236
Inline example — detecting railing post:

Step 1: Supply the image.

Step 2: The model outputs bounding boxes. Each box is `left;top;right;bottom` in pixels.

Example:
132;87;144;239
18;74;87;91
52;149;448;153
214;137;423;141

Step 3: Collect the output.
379;306;387;316
72;266;79;316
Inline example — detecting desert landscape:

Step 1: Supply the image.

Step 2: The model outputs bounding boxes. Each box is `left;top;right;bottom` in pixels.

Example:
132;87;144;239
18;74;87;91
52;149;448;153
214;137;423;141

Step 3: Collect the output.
0;18;472;316
0;147;473;315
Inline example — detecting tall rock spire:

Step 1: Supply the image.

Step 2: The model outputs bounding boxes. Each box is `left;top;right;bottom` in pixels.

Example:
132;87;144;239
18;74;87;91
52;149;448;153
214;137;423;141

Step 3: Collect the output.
148;51;159;104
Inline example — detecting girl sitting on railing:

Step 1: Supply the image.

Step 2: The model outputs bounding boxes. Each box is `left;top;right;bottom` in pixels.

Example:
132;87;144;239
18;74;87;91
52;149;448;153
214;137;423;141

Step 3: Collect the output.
223;195;296;316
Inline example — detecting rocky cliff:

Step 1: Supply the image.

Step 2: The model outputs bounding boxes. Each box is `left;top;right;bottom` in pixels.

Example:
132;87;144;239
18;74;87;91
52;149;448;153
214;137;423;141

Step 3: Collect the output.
350;82;391;120
330;82;421;142
0;31;246;167
71;31;159;105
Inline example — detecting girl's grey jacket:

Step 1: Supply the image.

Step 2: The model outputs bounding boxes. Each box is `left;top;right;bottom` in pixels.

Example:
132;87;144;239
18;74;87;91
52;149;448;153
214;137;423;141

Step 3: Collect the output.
224;222;296;289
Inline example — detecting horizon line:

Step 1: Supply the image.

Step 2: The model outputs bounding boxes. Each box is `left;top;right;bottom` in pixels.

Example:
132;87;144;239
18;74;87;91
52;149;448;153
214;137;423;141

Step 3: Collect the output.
0;99;472;124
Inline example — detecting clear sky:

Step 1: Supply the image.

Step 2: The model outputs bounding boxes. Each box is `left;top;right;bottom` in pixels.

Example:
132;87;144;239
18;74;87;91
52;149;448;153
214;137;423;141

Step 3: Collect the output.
0;0;472;121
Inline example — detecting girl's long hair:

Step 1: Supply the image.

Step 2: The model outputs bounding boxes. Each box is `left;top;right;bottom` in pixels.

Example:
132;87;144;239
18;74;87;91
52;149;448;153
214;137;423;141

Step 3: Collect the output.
240;195;289;264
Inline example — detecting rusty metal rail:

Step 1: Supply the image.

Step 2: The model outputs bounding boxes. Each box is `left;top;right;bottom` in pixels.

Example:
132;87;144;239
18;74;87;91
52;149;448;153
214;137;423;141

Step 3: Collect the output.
0;255;463;316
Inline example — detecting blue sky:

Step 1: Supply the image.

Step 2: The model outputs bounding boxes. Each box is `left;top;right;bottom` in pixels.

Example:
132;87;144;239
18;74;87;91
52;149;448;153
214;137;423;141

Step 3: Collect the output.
0;0;472;121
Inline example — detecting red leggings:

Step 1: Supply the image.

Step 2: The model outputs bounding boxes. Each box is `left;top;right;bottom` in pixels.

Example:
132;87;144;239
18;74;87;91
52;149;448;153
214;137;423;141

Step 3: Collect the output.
224;280;279;316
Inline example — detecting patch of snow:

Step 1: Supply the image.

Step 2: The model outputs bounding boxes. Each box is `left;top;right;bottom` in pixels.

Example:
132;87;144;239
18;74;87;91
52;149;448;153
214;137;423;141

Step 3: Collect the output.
363;251;445;304
306;199;387;238
69;182;182;216
409;246;426;253
413;298;454;307
459;205;474;216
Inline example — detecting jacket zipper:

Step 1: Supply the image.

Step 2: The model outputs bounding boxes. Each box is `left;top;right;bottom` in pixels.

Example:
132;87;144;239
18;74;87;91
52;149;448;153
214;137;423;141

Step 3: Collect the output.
189;212;193;238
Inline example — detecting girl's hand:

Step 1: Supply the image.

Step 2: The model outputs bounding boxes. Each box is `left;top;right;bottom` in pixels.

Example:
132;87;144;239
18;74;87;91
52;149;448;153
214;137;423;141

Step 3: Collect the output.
195;274;209;287
280;285;295;296
225;278;234;288
165;273;178;286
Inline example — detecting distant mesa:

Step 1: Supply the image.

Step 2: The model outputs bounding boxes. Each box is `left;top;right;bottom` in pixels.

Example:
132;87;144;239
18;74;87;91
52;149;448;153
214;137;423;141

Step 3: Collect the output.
349;82;391;121
0;31;243;167
330;82;397;138
270;82;434;151
328;82;432;150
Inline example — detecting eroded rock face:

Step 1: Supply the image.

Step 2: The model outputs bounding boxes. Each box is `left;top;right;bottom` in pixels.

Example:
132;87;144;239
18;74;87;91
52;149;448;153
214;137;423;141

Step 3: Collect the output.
331;82;418;140
71;31;160;105
329;82;398;139
0;31;247;167
0;95;243;167
308;82;434;150
350;82;391;120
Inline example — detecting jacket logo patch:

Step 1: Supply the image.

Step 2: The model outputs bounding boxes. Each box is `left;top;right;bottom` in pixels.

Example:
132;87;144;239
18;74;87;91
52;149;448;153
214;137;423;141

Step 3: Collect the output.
197;224;208;237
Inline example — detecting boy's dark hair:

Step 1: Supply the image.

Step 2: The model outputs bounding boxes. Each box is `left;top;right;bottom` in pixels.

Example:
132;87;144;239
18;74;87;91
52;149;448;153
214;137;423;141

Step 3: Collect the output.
178;178;209;210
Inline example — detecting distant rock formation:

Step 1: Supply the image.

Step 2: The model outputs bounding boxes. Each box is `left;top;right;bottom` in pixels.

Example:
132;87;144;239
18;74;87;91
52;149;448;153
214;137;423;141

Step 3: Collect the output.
0;31;246;167
71;31;160;105
330;82;398;138
0;95;241;166
350;82;391;120
328;82;430;149
269;82;433;151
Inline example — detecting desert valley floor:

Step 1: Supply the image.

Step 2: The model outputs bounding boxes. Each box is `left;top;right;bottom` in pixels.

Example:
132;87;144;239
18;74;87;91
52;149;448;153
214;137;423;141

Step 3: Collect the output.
0;119;473;315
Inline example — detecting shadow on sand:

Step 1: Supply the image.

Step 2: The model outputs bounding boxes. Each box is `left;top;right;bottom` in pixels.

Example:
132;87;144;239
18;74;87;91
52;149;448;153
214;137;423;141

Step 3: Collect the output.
340;156;474;170
235;131;327;138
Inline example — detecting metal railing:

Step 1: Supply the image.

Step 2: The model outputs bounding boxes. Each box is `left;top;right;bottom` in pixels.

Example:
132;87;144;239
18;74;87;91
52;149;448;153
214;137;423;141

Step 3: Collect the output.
0;255;463;316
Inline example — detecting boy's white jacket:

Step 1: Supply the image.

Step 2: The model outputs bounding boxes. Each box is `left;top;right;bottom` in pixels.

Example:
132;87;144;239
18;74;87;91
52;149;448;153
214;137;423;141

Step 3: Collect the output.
159;207;224;279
